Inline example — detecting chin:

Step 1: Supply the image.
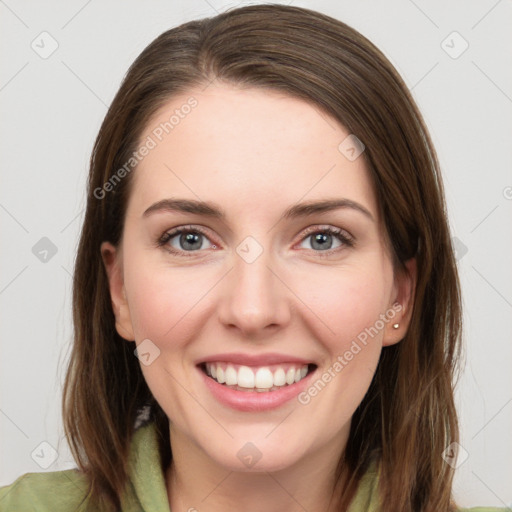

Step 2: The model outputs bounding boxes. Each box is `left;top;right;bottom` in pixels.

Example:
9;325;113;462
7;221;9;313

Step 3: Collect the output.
203;437;307;474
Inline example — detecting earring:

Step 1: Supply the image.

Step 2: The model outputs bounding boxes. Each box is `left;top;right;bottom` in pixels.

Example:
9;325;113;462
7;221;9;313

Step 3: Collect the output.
392;323;400;329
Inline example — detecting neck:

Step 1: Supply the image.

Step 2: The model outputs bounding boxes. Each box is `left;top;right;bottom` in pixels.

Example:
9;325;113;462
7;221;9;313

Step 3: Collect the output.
165;427;350;512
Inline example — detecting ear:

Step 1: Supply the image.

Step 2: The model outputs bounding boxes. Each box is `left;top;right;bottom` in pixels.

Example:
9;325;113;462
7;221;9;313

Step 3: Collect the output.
382;257;417;347
100;241;135;341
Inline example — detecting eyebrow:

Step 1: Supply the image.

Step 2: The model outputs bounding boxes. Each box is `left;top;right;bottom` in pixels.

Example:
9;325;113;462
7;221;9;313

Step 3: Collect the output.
143;198;374;222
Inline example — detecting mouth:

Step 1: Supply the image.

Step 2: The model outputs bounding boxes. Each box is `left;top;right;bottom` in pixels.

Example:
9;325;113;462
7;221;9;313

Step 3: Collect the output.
198;362;318;393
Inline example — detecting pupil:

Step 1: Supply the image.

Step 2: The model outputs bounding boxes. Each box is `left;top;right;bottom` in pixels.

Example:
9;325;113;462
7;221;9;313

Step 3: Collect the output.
312;233;332;250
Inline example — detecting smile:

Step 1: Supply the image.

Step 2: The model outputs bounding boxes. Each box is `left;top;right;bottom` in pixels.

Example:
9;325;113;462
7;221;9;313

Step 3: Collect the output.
200;362;315;392
197;359;318;412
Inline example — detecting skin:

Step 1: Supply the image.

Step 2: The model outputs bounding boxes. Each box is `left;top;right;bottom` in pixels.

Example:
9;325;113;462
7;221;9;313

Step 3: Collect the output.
101;82;416;512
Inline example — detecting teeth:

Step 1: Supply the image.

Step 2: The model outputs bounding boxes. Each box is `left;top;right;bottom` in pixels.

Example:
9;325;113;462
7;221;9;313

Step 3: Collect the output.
204;362;311;390
238;366;255;388
255;367;273;388
285;368;295;385
273;368;286;386
225;365;237;385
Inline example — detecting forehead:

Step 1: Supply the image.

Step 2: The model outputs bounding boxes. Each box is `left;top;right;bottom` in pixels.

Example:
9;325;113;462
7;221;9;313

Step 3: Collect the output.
128;83;377;221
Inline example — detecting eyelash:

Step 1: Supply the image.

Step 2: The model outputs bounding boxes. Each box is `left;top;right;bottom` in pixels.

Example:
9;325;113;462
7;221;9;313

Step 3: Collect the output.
156;225;355;258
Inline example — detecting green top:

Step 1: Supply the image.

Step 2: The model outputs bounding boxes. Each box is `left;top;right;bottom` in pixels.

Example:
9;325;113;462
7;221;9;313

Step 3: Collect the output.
0;421;506;511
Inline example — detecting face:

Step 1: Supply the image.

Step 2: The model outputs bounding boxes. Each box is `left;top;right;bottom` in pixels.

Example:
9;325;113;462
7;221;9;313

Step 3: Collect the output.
102;83;415;474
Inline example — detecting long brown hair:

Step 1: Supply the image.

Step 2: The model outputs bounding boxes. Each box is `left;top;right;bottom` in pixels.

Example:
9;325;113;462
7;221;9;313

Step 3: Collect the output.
62;4;463;511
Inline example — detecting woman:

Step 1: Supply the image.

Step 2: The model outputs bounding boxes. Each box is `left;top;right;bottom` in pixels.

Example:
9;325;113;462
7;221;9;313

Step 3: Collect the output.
0;4;505;511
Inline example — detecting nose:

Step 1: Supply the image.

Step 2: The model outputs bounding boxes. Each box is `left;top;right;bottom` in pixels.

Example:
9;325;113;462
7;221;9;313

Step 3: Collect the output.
217;248;292;339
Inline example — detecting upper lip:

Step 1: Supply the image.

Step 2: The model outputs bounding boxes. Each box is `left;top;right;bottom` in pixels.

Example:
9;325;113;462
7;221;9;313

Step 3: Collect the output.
197;352;315;367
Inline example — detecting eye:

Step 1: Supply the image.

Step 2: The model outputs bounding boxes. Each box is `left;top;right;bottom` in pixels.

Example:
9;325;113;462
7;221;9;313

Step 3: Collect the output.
297;226;354;254
157;226;217;256
157;225;354;258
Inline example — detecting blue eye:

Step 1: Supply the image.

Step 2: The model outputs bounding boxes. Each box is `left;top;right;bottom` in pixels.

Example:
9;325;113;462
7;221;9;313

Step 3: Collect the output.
158;226;215;255
298;227;354;253
157;225;354;258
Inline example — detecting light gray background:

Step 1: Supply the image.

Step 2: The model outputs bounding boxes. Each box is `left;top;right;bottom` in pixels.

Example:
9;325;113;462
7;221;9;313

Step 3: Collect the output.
1;0;511;508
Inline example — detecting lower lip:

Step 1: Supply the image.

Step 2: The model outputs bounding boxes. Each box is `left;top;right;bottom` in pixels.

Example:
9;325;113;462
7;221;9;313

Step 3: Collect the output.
198;365;316;412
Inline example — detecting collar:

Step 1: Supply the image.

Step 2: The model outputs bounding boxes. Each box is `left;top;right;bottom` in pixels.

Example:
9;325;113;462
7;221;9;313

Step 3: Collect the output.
125;421;380;512
125;421;171;511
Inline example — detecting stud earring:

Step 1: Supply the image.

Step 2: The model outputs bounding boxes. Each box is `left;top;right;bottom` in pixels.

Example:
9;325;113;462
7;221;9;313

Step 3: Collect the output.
392;323;400;329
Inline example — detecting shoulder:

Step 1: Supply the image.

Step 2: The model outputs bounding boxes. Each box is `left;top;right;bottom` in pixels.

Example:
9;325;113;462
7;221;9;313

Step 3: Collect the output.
354;461;508;512
0;468;91;512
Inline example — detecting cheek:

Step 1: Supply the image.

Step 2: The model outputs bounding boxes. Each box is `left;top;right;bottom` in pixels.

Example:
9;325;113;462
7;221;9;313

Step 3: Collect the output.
294;261;392;347
293;267;390;419
124;258;209;344
122;255;212;416
124;248;393;353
